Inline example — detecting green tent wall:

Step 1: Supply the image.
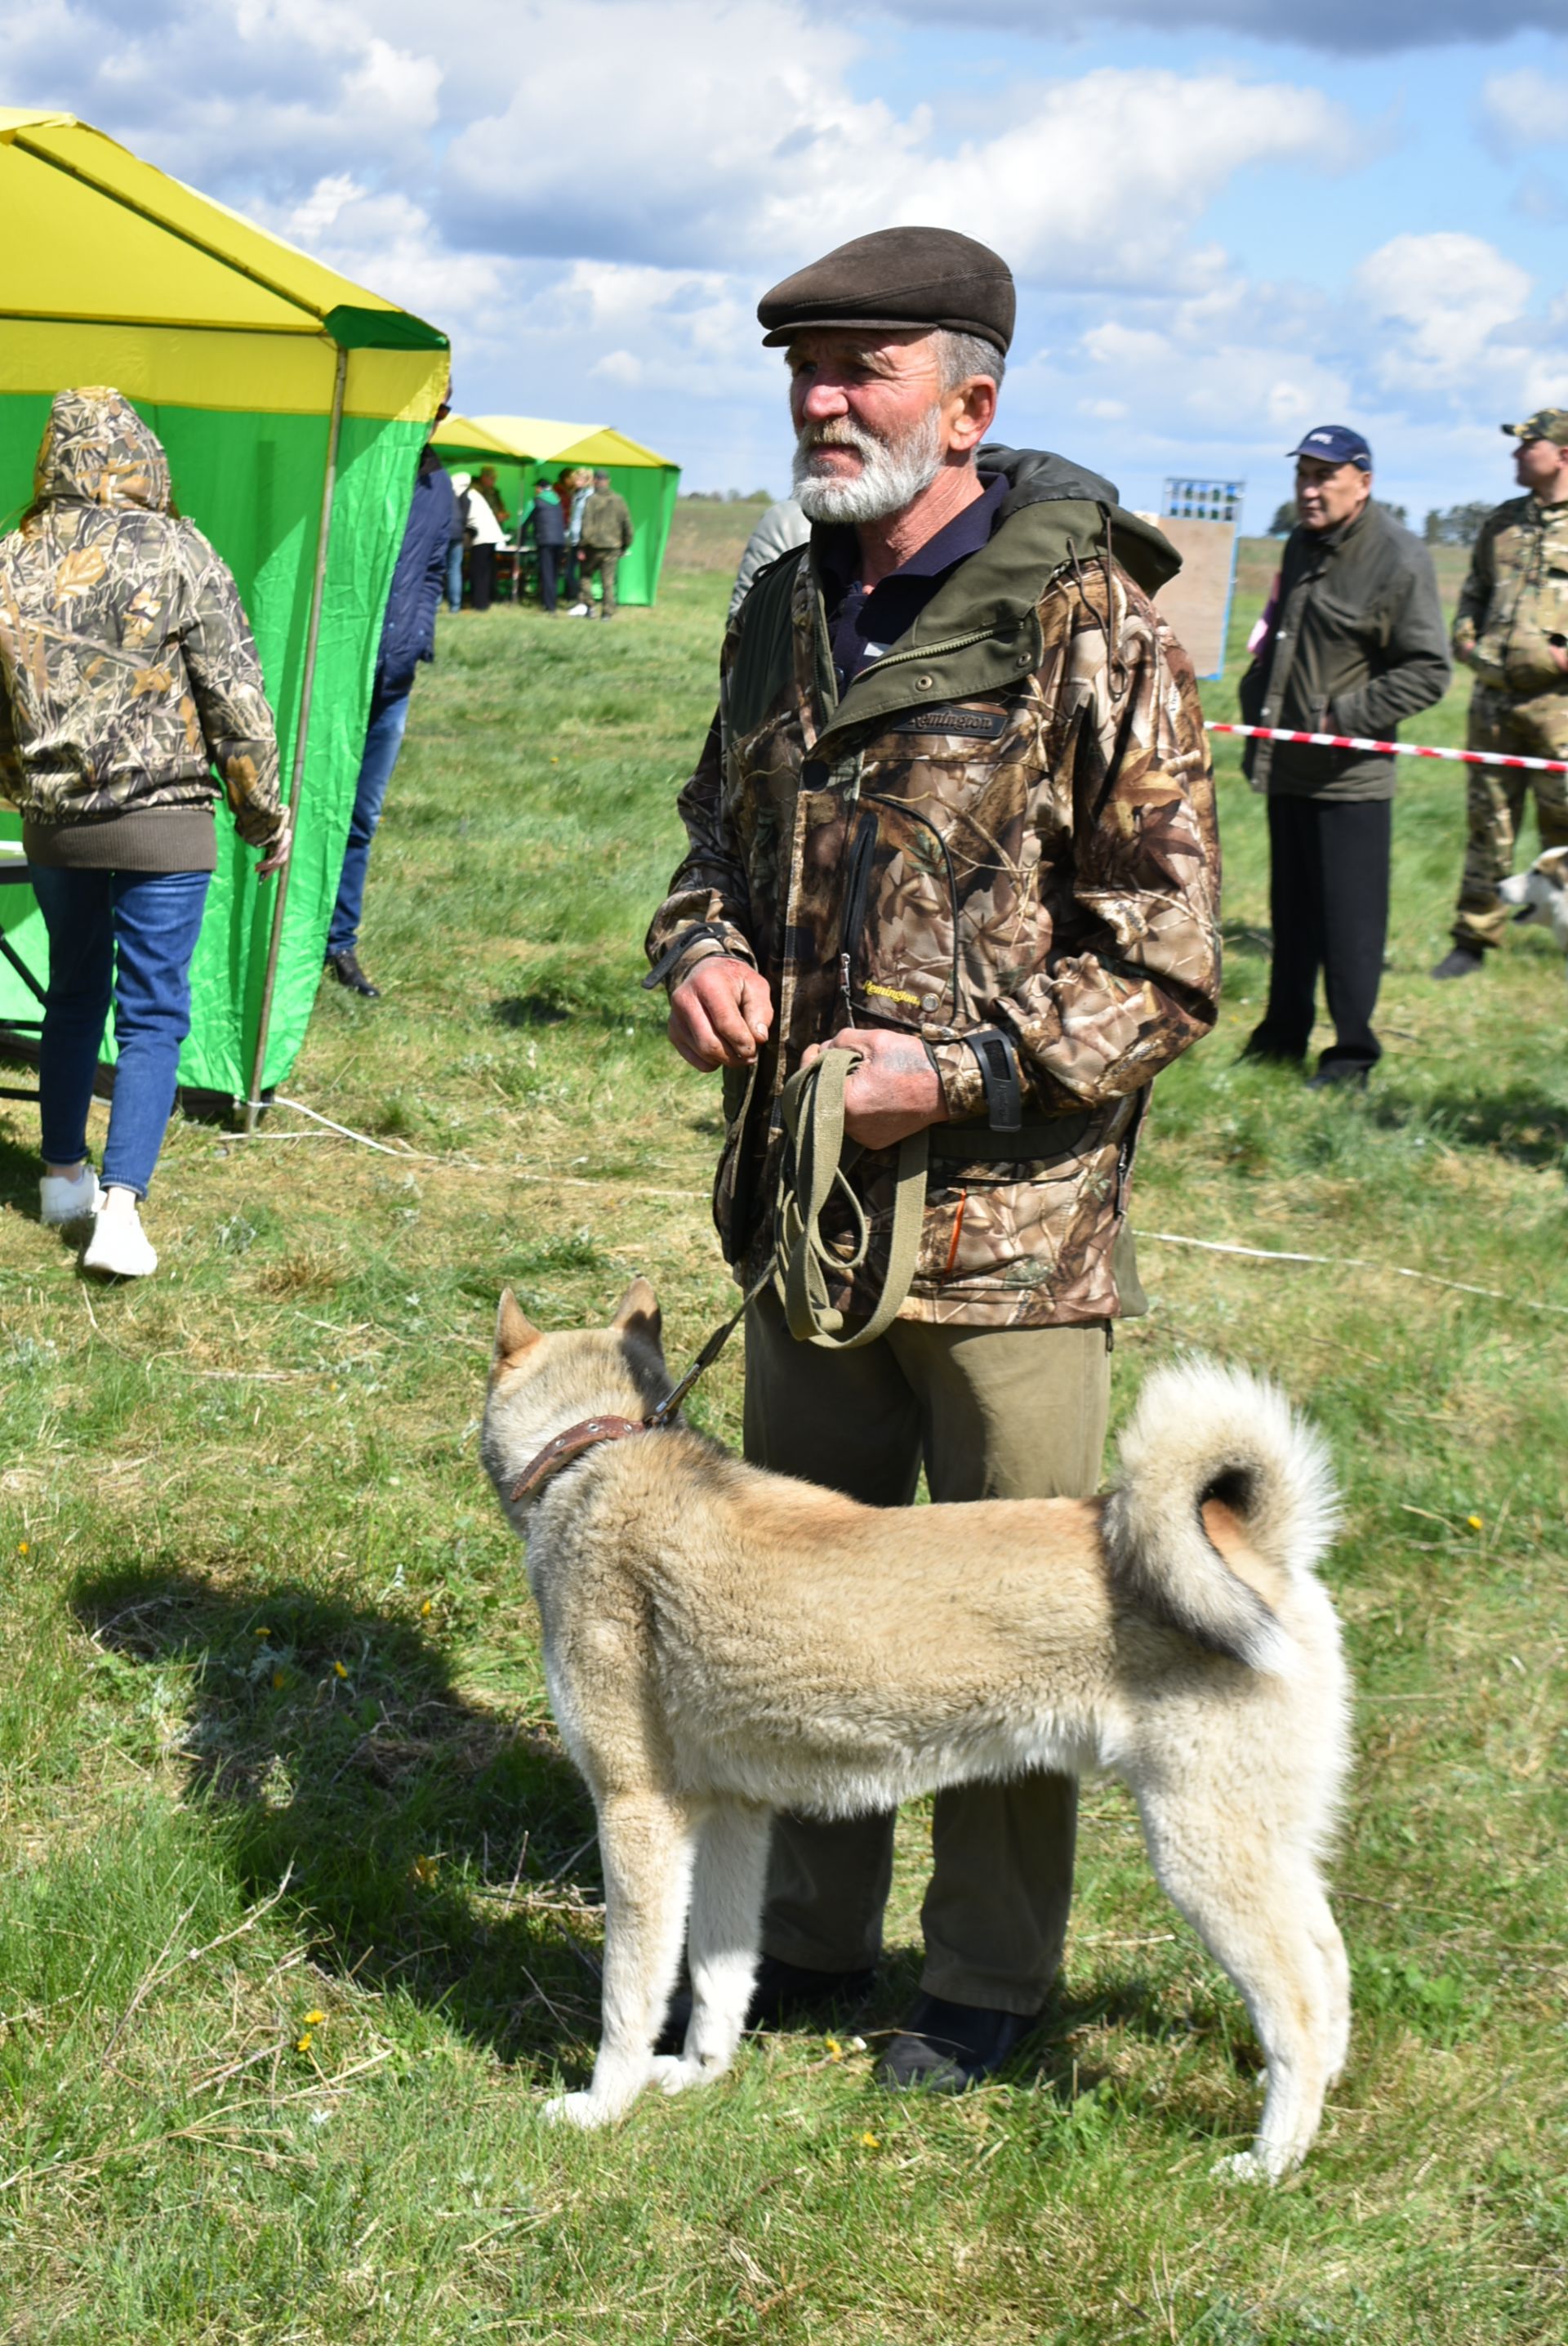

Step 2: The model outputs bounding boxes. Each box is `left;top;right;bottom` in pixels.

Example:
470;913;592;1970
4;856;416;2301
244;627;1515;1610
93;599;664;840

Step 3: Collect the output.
0;111;448;1107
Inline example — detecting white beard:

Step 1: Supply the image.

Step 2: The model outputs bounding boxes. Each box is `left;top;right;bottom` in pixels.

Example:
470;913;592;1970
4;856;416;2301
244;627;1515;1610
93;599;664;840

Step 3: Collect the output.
791;408;944;524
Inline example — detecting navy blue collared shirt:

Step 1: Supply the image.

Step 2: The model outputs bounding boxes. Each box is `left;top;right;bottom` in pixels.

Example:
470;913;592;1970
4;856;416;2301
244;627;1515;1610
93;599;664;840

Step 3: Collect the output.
818;470;1008;695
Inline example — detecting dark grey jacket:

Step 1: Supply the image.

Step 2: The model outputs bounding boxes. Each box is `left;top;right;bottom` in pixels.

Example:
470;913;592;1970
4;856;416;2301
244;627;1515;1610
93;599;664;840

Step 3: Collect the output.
1238;502;1450;801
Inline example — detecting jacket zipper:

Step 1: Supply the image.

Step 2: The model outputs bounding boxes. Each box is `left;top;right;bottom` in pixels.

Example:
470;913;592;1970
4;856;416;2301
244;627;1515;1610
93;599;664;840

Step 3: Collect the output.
838;813;880;1022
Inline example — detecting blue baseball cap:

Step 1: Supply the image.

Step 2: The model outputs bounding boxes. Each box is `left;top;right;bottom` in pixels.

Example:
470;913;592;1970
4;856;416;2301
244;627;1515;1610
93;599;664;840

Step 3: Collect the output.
1287;425;1372;471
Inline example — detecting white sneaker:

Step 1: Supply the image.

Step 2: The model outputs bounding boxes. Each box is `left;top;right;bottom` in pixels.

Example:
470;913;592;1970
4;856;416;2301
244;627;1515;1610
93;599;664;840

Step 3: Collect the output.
40;1166;104;1227
83;1197;158;1278
568;602;590;617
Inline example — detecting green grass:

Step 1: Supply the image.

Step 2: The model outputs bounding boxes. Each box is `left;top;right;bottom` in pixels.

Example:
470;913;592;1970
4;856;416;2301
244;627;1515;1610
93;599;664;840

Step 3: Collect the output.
2;536;1566;2344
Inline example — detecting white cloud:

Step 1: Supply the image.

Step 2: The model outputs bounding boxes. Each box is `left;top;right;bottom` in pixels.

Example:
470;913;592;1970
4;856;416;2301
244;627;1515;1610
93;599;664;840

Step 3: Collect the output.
1355;232;1534;386
1480;69;1568;151
440;16;1358;294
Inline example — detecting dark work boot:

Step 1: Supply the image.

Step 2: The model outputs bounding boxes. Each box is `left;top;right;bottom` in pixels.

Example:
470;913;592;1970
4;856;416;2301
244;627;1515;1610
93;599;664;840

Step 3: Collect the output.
875;1991;1042;2093
324;948;380;999
655;1954;874;2056
1430;944;1485;981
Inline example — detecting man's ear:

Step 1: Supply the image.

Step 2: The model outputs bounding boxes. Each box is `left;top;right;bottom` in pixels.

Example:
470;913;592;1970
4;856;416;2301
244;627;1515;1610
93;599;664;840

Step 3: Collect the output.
610;1277;662;1349
494;1288;542;1368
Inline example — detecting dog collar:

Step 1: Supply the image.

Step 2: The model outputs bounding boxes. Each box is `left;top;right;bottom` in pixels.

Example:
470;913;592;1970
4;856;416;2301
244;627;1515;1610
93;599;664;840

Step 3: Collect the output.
510;1415;646;1502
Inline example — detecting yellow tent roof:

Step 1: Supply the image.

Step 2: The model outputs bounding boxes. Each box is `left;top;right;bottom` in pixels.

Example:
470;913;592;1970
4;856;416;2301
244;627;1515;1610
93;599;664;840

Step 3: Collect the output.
474;415;676;469
431;413;533;461
0;109;447;417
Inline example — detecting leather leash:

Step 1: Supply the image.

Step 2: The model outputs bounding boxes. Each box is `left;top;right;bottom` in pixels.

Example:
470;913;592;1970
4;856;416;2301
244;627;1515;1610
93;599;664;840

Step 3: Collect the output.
509;1045;929;1502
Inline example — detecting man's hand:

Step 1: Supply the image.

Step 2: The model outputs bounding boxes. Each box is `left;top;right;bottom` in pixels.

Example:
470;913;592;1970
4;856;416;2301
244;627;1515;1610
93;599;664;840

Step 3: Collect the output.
668;957;773;1072
256;814;292;882
802;1027;949;1148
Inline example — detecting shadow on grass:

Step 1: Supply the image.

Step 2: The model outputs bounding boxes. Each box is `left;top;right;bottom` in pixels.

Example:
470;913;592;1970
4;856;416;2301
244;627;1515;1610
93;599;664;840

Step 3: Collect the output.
1368;1082;1568;1170
1220;919;1274;963
71;1562;602;2076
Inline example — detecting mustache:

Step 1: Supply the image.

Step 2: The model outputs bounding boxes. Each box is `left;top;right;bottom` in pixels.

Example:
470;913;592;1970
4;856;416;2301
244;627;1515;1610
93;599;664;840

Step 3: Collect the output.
796;420;881;457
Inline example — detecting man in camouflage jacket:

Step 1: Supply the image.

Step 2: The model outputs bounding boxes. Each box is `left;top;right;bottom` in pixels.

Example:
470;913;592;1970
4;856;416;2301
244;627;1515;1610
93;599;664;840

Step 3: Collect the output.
644;227;1220;2092
0;386;284;869
1436;407;1568;975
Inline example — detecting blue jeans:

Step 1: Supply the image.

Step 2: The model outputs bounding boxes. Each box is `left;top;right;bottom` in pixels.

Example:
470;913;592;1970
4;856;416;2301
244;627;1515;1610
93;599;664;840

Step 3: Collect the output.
444;538;464;613
30;865;212;1198
327;685;411;957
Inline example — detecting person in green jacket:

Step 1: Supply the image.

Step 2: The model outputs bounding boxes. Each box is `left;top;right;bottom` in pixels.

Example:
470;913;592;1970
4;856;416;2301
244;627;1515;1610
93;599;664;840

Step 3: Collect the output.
1238;425;1449;1086
1432;408;1568;979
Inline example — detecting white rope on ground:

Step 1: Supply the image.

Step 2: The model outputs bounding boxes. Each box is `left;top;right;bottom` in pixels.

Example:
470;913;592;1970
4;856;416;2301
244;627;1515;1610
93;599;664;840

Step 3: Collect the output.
1205;720;1568;777
235;1096;1568;1323
1137;1229;1568;1317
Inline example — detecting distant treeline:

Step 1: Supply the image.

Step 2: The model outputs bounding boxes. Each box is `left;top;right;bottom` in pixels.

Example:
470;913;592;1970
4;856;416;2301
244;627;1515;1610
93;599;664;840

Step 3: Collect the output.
1267;497;1494;545
680;488;776;505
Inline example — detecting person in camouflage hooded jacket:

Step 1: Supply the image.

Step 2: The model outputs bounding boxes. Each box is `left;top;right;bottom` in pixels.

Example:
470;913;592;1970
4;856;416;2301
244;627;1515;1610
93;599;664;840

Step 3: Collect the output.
643;229;1221;2089
0;387;284;867
0;388;286;1278
645;441;1221;1331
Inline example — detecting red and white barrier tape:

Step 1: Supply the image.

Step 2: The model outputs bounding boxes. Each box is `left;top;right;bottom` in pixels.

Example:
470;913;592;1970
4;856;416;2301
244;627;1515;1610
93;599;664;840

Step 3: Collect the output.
1205;721;1568;777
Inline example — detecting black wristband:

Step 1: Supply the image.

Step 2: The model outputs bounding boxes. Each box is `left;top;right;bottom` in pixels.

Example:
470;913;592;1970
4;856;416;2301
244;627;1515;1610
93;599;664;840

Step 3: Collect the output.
962;1028;1022;1132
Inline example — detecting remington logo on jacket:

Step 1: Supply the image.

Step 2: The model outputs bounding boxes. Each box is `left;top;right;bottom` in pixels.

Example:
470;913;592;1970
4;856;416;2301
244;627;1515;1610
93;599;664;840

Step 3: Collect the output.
0;386;283;853
645;445;1222;1330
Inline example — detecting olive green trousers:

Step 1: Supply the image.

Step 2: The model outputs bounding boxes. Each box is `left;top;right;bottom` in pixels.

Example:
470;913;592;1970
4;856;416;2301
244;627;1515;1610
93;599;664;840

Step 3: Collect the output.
742;1288;1111;2017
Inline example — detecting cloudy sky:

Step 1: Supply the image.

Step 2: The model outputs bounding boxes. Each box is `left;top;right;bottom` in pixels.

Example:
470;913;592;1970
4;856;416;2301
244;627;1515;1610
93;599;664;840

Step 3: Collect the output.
10;0;1568;523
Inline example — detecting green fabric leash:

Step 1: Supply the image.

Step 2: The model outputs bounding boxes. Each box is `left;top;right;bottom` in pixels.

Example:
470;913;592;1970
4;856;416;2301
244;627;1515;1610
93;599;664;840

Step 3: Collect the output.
773;1048;930;1349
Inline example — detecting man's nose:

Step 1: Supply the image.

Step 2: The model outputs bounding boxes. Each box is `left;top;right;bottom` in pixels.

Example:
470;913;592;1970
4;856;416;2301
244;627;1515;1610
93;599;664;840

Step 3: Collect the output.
798;377;850;422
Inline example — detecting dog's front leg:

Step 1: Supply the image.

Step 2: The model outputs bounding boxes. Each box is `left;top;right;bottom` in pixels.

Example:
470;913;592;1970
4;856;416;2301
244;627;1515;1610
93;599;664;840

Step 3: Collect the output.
545;1792;697;2129
661;1797;773;2094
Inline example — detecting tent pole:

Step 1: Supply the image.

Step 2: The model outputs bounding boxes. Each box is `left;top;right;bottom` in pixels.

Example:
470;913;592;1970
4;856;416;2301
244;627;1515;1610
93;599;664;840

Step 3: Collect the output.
243;341;348;1133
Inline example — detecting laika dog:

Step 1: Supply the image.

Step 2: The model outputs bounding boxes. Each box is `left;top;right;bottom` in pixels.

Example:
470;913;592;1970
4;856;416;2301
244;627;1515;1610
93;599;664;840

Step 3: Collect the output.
482;1281;1352;2179
1499;844;1568;972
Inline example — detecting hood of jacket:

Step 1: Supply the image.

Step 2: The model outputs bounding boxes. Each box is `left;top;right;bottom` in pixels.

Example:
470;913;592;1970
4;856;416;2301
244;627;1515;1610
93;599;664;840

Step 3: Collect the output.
33;386;172;515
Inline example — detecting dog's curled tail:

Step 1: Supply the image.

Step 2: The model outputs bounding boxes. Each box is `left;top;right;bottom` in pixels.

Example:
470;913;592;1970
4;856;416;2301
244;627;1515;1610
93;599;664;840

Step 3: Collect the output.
1101;1358;1339;1675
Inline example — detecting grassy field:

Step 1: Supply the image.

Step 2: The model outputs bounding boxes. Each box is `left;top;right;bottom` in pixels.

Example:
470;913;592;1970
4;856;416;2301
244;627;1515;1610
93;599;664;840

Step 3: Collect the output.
2;510;1566;2344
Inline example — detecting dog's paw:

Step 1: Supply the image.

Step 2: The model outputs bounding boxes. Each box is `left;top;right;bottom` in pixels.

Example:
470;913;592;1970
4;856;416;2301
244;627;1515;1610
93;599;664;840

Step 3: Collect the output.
651;2054;702;2096
1212;2148;1290;2186
543;2090;616;2130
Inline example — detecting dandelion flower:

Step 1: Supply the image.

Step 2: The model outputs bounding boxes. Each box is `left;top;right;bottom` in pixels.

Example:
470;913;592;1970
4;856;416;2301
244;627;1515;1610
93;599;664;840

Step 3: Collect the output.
303;2009;326;2027
420;1599;433;1617
255;1626;271;1639
1466;1514;1482;1532
17;1541;29;1555
860;2131;880;2148
333;1661;349;1679
272;1670;285;1691
824;2036;843;2061
296;2032;314;2053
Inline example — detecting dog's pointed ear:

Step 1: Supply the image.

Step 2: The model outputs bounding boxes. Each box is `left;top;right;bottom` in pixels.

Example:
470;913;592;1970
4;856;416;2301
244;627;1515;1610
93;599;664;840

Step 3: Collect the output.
610;1277;662;1349
494;1288;542;1368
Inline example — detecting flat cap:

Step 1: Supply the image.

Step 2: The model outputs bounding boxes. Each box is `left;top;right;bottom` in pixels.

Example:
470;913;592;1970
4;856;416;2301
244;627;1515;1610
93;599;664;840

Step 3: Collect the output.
1502;408;1568;447
758;226;1014;355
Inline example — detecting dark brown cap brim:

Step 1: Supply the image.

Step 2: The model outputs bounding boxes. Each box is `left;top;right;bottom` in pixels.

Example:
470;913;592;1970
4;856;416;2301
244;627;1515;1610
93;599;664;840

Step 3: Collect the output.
761;314;1006;355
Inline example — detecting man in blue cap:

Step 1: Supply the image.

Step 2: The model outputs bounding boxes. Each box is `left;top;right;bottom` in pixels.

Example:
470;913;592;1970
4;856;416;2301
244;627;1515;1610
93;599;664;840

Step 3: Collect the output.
1239;426;1449;1085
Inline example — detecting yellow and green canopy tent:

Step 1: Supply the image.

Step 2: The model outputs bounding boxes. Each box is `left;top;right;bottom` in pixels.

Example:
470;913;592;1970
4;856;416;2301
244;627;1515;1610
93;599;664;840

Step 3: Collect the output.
0;108;448;1116
437;414;679;605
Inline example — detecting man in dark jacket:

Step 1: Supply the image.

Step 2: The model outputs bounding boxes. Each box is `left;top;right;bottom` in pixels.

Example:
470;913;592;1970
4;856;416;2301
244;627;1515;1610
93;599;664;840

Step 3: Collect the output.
1239;426;1449;1085
524;475;568;613
325;426;456;997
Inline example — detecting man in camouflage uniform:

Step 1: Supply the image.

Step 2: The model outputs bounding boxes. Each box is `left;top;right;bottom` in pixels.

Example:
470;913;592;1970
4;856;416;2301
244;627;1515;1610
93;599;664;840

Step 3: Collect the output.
1434;408;1568;978
644;228;1220;2091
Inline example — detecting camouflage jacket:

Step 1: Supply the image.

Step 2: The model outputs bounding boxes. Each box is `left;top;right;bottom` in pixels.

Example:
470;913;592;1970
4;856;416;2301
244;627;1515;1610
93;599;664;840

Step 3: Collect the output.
0;387;283;849
644;446;1222;1329
1454;493;1568;699
577;489;634;555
